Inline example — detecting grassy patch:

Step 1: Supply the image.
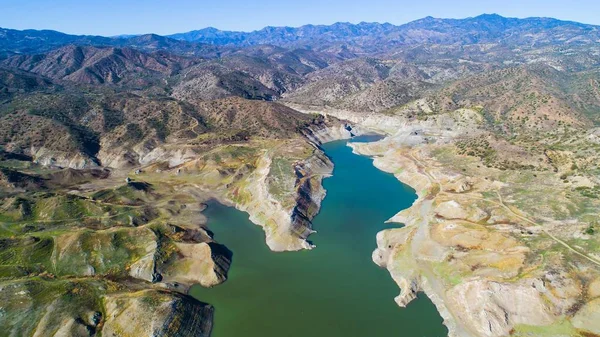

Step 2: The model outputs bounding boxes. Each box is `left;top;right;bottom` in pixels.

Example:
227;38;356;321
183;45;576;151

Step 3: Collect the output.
267;157;296;207
511;320;581;337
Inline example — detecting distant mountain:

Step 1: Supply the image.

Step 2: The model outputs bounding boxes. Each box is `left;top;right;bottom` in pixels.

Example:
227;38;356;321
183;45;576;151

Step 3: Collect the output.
397;14;598;45
167;14;600;49
0;28;231;57
3;14;599;58
167;22;397;46
116;34;231;57
0;27;113;54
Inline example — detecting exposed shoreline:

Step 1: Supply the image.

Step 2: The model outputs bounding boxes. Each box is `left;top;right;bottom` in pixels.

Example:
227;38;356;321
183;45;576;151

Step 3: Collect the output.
290;104;600;337
350;140;465;337
290;103;464;335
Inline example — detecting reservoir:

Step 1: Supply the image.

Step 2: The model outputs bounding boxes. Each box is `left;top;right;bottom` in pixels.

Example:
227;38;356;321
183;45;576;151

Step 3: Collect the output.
190;135;448;337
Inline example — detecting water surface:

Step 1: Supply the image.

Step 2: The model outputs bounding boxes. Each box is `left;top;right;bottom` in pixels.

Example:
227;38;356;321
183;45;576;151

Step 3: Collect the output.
190;135;448;337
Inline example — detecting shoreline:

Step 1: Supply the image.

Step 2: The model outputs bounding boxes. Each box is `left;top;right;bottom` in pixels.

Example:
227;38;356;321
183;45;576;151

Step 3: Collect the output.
348;140;463;337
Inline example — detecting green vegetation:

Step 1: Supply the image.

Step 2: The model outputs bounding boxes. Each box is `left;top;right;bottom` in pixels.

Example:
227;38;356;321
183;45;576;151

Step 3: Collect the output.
575;186;600;199
102;108;125;132
148;111;171;142
511;320;581;337
584;222;597;235
0;278;110;336
54;227;155;277
267;157;296;207
456;138;497;166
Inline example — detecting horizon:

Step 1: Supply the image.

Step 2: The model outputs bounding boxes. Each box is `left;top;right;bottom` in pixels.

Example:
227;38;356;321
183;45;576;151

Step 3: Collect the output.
1;12;597;38
1;0;600;36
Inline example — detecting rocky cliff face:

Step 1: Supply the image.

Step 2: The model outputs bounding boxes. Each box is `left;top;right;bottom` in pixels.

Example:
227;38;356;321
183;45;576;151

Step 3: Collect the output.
215;138;336;251
245;122;362;251
289;148;334;244
300;120;356;144
30;146;100;169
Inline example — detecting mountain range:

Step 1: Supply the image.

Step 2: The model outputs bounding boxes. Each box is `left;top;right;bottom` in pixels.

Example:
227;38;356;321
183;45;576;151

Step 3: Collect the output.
168;14;600;47
2;14;600;56
1;13;600;337
1;13;599;164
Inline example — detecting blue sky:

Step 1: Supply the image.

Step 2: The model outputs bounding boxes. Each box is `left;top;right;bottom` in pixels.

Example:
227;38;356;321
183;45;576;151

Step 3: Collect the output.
1;0;599;36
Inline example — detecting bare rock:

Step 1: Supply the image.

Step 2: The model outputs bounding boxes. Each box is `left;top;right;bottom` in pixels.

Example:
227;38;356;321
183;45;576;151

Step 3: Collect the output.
588;277;600;298
446;279;556;337
572;298;600;335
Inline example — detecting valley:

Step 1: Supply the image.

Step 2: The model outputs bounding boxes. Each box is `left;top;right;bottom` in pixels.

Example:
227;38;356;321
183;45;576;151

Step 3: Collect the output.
189;136;446;337
1;13;600;337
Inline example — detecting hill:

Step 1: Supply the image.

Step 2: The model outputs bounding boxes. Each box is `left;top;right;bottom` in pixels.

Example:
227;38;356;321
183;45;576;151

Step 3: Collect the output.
1;45;200;86
394;65;600;131
194;96;315;138
0;67;56;100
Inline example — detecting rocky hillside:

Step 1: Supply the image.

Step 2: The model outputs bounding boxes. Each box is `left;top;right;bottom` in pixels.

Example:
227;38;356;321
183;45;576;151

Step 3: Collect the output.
193;96;317;138
1;45;200;86
387;65;600;132
283;58;444;112
283;58;391;106
0;85;328;169
170;46;341;100
1;13;600;337
0;67;55;100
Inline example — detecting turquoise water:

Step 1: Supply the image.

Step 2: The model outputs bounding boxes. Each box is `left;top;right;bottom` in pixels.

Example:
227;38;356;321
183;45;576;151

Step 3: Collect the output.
190;135;448;337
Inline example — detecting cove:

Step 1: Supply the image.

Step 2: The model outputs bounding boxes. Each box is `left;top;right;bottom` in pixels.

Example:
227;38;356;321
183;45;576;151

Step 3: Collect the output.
189;135;448;337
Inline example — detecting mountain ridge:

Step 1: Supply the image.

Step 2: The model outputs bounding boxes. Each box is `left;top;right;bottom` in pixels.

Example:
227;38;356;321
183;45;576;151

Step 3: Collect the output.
2;13;600;57
166;13;600;46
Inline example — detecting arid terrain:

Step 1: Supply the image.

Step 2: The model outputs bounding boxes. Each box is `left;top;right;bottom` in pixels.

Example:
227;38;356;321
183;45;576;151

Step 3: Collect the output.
1;14;600;337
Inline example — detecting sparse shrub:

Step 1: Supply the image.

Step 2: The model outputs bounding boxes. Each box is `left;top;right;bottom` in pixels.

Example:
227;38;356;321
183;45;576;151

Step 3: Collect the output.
584;223;596;235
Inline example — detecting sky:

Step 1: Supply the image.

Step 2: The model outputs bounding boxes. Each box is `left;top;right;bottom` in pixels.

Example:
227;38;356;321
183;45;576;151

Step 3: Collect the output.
1;0;600;36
